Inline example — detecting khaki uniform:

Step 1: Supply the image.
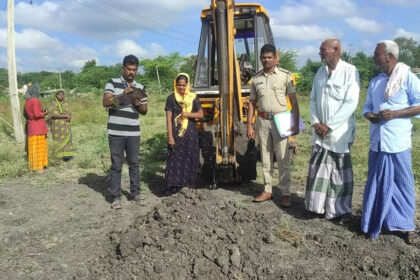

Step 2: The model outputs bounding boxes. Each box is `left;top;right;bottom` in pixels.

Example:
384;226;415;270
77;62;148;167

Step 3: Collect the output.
250;67;296;194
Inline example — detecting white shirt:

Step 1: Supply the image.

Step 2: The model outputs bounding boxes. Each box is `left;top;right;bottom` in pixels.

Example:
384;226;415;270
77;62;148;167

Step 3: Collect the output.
310;59;360;153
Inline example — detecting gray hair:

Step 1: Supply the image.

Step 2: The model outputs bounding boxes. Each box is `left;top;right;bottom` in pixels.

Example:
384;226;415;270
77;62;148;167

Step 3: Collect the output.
378;40;399;59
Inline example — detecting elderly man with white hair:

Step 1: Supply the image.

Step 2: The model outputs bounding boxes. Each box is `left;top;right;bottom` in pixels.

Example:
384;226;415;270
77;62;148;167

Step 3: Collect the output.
361;40;420;244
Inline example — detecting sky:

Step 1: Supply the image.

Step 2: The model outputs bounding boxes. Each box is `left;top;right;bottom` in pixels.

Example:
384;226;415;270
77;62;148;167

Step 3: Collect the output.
0;0;419;73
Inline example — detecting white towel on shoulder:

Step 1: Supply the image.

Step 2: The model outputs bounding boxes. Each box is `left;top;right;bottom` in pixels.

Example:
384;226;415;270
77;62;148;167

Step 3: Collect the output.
385;62;410;99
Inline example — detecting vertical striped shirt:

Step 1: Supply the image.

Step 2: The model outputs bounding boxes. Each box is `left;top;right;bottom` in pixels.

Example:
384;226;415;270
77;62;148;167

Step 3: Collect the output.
104;76;147;136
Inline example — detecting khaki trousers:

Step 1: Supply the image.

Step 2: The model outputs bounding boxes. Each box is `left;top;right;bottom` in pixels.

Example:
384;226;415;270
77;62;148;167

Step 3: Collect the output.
256;116;291;194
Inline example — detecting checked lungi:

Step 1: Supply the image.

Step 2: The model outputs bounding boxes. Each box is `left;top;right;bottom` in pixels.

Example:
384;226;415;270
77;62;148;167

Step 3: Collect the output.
305;145;354;219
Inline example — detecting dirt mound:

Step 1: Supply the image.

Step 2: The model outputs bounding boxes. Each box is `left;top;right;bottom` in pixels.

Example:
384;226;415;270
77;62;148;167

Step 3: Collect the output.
90;189;284;279
89;188;420;280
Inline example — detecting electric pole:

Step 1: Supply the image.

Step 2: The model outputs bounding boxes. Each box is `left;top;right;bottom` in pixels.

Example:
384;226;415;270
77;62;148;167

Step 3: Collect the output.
57;68;63;89
7;0;24;143
155;65;161;94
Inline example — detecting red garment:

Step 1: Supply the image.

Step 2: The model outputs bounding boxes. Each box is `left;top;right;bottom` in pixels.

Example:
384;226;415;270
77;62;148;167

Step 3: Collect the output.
24;97;48;136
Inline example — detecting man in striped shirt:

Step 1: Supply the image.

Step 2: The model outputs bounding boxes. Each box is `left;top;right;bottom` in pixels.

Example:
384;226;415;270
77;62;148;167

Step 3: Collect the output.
103;54;147;209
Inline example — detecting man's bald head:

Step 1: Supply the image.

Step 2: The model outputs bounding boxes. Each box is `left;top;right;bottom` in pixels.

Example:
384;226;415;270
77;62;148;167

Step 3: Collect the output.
319;38;342;69
323;38;341;54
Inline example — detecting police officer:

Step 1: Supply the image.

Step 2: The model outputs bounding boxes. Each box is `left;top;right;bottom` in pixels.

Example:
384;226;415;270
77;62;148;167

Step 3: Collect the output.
247;44;300;206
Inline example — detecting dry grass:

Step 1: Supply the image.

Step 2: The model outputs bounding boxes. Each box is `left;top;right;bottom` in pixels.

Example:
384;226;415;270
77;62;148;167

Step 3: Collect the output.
0;90;419;189
275;225;303;246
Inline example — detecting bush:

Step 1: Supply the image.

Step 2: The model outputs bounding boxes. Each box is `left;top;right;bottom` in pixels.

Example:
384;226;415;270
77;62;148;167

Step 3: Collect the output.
296;60;323;94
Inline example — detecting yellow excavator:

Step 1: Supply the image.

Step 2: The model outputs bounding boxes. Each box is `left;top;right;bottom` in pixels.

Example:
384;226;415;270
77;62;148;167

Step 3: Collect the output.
193;1;283;186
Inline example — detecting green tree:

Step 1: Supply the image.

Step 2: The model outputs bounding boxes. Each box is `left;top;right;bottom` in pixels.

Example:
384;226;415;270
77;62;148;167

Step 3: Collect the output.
296;59;323;94
0;68;8;94
82;59;97;72
351;52;378;88
341;51;352;64
277;49;298;72
18;71;55;89
75;64;121;91
394;37;417;67
139;53;187;92
414;44;420;68
178;54;197;83
40;74;61;90
61;70;76;89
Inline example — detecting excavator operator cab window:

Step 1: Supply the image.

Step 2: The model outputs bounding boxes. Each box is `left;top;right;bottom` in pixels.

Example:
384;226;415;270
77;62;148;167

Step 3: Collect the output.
194;11;274;89
235;17;255;84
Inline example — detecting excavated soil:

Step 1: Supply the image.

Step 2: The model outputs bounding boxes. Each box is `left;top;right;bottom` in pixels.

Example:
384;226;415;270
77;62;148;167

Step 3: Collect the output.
1;168;419;280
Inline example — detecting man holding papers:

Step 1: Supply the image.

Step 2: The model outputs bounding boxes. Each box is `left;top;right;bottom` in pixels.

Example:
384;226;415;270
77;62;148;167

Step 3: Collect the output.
304;38;360;221
247;44;300;206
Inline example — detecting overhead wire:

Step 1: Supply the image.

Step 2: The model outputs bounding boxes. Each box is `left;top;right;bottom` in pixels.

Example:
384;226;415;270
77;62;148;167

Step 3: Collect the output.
13;0;199;71
101;0;196;41
74;0;197;44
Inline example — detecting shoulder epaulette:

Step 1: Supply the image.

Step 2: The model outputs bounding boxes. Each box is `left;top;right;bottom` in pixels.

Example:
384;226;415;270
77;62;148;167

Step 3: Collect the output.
254;69;264;76
277;67;291;75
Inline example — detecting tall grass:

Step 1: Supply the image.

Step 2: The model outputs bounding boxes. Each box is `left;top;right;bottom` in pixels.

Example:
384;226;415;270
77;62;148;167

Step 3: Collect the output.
0;90;419;189
0;93;169;184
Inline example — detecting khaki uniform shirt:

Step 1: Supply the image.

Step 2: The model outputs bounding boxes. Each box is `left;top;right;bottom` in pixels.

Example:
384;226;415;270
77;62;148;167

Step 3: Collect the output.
250;67;295;113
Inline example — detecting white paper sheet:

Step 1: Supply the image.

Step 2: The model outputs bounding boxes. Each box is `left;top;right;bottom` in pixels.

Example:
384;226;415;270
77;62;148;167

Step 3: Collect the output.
273;111;305;138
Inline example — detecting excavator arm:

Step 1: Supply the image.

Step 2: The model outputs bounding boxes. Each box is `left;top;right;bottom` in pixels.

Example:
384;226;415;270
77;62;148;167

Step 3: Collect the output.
194;1;274;186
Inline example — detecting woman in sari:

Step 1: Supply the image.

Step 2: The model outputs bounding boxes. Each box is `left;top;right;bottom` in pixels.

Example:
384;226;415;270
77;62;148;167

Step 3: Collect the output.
164;73;204;195
24;83;48;172
48;90;74;161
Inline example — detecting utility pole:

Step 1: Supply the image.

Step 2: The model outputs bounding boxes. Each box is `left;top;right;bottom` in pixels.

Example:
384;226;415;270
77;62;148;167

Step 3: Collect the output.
7;0;24;143
155;65;161;93
57;68;63;89
155;65;162;93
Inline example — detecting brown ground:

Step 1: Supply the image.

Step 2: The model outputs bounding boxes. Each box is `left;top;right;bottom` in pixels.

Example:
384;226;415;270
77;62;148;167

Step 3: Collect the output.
0;163;419;280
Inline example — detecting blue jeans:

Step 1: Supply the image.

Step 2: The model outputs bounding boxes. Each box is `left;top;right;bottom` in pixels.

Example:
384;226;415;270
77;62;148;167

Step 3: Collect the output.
108;135;140;198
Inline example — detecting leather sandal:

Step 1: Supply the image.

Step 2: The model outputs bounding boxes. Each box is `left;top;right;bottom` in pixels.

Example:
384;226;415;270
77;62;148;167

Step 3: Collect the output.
111;197;122;209
253;191;272;202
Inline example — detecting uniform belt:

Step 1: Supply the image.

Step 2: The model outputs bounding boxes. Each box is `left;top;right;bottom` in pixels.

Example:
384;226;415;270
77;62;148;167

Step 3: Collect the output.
257;112;277;120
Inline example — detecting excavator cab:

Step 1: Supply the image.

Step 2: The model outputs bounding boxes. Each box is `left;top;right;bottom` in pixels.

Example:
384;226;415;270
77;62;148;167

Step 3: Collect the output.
193;2;274;186
194;4;274;89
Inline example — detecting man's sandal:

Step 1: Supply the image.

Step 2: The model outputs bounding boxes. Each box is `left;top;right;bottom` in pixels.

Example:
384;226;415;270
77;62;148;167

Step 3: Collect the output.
406;231;419;244
111;197;122;209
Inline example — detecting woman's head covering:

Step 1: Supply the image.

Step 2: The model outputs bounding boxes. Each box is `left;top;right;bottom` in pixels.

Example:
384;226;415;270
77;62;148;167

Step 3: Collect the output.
55;90;65;96
24;82;40;99
173;73;196;137
54;90;65;113
173;73;191;96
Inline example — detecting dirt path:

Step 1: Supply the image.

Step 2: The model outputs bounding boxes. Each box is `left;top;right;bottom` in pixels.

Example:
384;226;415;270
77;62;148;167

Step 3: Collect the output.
0;166;419;279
